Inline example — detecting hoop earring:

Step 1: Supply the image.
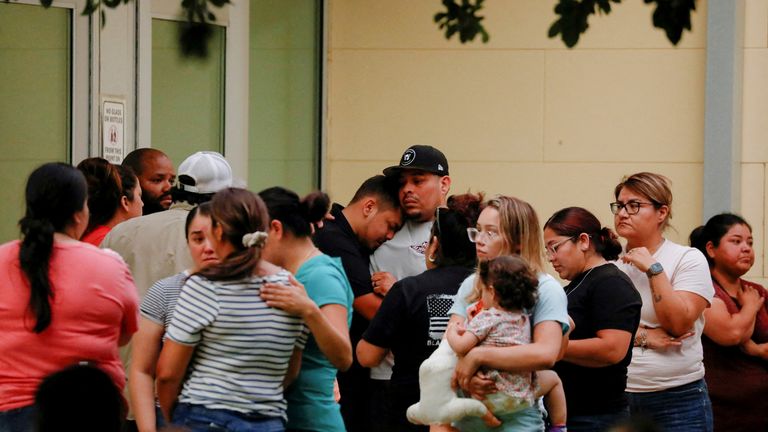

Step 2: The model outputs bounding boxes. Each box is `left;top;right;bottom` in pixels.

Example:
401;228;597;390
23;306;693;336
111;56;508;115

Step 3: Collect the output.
428;254;436;263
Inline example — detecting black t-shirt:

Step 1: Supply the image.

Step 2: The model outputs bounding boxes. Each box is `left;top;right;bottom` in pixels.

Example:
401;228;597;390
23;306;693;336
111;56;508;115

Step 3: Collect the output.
552;263;641;416
362;265;474;387
313;203;374;347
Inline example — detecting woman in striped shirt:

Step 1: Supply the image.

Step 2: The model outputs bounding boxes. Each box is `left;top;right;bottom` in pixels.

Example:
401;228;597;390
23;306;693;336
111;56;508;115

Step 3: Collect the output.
129;202;218;431
156;188;308;432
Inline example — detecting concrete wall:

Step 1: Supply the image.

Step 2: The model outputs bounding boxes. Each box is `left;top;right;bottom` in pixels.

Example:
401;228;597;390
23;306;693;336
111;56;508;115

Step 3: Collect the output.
326;0;709;250
742;0;768;282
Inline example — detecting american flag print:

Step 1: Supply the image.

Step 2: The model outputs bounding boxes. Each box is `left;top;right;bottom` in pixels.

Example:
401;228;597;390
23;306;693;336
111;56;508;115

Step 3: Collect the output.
427;294;455;341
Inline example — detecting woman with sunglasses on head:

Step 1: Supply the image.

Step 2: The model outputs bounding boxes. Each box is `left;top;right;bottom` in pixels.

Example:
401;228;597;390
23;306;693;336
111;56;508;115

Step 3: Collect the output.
611;172;714;432
155;188;308;432
448;196;570;432
690;213;768;432
543;207;641;432
355;193;483;431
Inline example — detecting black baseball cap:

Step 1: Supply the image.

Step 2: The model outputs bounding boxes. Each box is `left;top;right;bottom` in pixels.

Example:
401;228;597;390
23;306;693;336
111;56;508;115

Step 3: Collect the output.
383;145;449;177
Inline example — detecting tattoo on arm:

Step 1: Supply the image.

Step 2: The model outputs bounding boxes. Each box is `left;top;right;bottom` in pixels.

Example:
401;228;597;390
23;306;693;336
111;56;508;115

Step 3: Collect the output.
652;288;662;303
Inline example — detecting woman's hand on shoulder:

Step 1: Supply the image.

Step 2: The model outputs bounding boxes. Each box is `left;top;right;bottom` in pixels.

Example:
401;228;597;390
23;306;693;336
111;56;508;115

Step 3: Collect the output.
261;275;317;318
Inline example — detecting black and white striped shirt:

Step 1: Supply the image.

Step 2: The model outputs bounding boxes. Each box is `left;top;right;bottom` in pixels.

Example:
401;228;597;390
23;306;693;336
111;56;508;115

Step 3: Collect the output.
166;270;308;419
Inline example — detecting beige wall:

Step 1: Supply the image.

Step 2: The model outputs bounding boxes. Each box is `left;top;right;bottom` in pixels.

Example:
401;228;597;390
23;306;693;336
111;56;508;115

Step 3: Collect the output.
742;0;768;282
326;0;708;250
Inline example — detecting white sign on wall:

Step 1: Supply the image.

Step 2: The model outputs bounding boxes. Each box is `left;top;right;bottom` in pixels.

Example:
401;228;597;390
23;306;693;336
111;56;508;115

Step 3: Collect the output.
102;99;125;164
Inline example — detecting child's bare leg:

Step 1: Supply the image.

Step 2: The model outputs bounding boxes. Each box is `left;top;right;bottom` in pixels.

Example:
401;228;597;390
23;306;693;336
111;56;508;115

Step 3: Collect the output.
536;370;567;427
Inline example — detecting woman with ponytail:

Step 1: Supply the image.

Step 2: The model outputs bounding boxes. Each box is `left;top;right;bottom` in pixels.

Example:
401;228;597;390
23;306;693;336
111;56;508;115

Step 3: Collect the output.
543;207;641;431
257;186;353;432
690;213;768;431
0;163;139;430
155;188;308;432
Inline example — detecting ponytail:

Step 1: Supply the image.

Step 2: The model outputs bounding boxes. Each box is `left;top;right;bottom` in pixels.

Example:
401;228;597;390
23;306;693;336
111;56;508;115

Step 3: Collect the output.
597;227;622;261
259;187;330;238
198;188;269;281
18;163;88;333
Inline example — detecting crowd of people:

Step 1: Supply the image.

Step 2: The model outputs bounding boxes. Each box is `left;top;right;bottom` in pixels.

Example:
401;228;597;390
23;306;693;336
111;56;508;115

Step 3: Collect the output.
0;144;766;432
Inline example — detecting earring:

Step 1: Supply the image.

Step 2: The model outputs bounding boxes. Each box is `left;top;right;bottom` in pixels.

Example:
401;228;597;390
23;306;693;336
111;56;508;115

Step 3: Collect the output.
428;254;436;263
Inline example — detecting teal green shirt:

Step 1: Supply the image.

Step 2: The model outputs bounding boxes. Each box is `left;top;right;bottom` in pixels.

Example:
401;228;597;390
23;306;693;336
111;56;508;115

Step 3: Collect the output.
286;254;354;431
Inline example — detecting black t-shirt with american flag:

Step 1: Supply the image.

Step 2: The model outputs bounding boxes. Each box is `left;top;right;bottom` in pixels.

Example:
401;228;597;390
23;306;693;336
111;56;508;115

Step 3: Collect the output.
362;265;473;387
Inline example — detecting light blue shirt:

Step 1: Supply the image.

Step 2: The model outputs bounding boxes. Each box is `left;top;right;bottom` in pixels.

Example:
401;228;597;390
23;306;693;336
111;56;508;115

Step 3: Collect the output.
449;273;570;334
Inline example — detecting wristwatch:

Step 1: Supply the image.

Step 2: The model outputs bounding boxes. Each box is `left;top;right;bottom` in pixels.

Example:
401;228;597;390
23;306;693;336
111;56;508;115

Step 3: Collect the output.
646;262;664;277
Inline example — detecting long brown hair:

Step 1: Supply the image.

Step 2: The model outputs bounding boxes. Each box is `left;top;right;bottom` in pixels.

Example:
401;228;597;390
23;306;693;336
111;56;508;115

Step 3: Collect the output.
19;163;88;333
197;188;269;281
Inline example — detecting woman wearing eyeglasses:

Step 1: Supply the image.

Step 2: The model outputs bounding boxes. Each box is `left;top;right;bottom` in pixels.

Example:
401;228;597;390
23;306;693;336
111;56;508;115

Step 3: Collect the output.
611;172;714;432
448;195;570;431
356;193;482;431
543;207;641;432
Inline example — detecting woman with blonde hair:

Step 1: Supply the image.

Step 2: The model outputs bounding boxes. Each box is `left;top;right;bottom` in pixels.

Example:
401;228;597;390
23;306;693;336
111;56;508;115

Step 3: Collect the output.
612;172;714;431
448;195;570;431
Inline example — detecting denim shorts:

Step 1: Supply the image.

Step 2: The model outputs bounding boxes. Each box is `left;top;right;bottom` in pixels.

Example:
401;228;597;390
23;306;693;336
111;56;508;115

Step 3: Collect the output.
172;403;285;432
626;379;713;432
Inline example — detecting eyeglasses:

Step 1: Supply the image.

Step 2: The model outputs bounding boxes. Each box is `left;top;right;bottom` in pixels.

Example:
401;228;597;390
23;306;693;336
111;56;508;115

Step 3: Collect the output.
467;227;499;243
609;201;657;215
545;236;575;257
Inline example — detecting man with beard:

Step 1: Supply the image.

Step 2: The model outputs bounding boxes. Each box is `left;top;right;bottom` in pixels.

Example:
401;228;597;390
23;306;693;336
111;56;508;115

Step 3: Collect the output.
122;148;175;215
313;175;403;432
102;151;232;299
365;145;451;431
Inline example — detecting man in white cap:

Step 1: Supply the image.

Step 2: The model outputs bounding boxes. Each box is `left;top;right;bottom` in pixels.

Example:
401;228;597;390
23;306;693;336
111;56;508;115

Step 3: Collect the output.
101;150;233;300
101;151;233;427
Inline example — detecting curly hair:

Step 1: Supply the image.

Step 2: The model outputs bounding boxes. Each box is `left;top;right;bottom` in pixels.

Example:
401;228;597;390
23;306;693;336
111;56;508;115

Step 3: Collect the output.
478;255;539;311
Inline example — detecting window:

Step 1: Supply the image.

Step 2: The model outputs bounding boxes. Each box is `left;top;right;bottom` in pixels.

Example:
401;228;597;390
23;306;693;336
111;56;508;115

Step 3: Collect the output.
248;0;322;194
0;3;71;242
151;18;226;167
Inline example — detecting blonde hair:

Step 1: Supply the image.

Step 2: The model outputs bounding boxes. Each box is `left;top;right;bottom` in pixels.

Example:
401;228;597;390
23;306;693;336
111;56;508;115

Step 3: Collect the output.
614;172;673;230
466;195;545;304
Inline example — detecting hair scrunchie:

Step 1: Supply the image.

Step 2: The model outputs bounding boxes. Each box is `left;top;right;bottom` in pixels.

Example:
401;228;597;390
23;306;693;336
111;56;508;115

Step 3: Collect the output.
242;231;268;248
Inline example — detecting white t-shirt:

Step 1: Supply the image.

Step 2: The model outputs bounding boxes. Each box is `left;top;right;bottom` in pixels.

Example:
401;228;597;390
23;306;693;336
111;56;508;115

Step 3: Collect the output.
370;219;433;280
614;239;714;393
368;219;433;380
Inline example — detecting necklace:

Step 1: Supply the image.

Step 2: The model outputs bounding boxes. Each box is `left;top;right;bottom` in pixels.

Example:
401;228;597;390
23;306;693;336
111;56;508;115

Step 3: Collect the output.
566;266;597;297
300;246;318;265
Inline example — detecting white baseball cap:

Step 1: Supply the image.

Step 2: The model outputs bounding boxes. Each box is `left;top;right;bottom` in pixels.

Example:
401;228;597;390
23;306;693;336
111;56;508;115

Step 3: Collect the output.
177;151;233;194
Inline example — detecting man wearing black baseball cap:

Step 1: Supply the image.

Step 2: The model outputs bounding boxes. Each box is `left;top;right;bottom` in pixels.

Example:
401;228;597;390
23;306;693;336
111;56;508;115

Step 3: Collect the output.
360;145;451;431
373;145;451;281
